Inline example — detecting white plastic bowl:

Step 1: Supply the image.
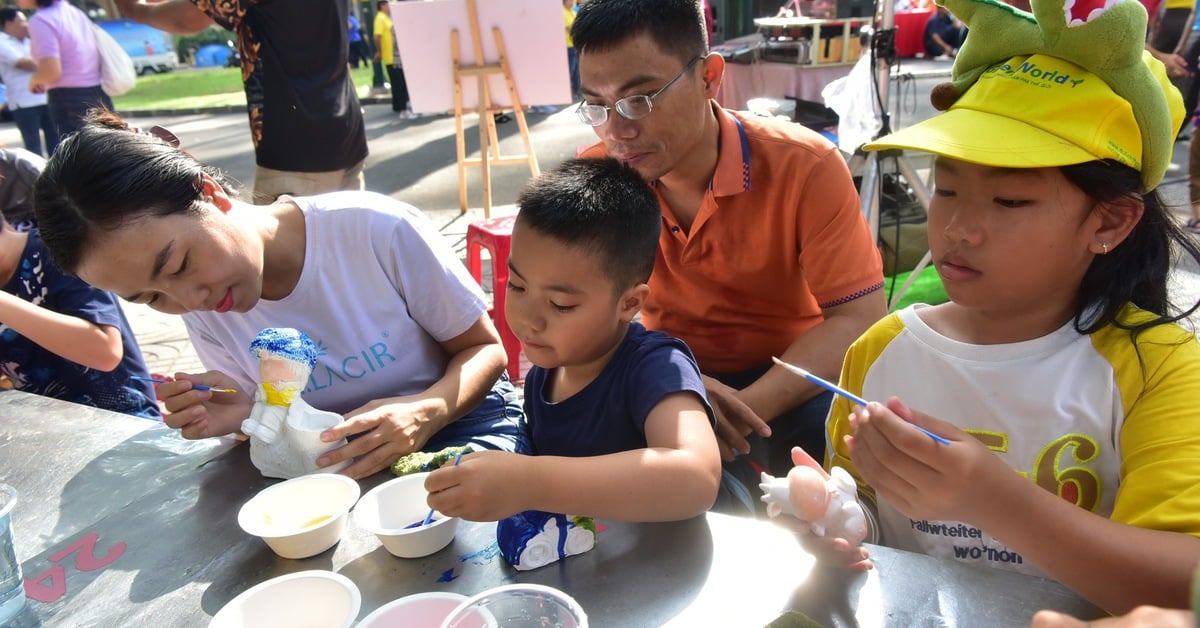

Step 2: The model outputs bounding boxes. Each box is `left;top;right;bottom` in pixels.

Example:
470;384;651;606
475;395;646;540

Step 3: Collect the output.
238;473;361;559
353;472;458;558
356;592;468;628
209;570;361;628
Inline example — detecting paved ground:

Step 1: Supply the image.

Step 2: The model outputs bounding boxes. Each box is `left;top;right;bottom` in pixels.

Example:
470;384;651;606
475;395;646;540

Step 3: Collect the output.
9;56;1200;378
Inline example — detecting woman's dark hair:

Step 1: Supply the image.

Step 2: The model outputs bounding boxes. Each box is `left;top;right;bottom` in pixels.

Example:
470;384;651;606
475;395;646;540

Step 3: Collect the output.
34;110;235;273
1065;159;1200;338
571;0;708;64
34;0;55;8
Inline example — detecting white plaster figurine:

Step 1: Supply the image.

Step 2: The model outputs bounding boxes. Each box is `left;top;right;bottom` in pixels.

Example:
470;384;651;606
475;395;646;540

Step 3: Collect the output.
759;449;869;545
497;510;597;571
241;327;349;479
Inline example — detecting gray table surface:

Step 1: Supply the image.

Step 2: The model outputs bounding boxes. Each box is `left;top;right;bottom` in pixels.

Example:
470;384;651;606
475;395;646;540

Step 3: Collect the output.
0;390;1104;627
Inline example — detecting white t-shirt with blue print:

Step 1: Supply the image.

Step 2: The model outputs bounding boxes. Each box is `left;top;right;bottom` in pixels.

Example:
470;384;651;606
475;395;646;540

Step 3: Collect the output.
185;191;488;416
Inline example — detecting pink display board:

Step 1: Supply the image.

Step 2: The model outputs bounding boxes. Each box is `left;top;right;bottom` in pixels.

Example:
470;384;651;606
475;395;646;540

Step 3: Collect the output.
390;0;572;114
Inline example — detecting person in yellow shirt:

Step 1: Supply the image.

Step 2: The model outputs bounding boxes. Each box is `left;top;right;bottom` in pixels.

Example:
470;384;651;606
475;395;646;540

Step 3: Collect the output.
374;0;413;119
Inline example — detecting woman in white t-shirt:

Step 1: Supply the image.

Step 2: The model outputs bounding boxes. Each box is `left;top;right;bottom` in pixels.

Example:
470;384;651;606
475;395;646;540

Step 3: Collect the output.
32;111;529;479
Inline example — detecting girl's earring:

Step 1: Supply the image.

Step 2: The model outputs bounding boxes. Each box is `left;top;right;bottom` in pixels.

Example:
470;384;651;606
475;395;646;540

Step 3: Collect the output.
1101;242;1110;255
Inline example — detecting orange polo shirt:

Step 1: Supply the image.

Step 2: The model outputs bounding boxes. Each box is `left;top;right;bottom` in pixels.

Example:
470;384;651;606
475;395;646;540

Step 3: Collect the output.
580;104;883;373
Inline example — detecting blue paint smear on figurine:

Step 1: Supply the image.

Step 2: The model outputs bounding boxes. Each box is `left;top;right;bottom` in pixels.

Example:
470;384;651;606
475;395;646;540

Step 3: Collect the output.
437;568;458;582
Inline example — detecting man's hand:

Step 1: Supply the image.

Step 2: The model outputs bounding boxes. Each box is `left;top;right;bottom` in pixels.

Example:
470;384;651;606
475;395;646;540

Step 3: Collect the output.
111;0;214;34
702;375;771;461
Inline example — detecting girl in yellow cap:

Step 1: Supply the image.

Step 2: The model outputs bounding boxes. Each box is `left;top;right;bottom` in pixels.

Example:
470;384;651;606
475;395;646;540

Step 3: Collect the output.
776;0;1200;614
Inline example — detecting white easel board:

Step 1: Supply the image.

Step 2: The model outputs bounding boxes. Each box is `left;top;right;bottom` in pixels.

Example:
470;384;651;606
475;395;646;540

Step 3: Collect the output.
390;0;572;113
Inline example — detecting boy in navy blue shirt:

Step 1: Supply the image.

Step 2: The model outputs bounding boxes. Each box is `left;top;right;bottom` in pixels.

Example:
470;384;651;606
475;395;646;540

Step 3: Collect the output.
426;158;720;522
0;213;158;418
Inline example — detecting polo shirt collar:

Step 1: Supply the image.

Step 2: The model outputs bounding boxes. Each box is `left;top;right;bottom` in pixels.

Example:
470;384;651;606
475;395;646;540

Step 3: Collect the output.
709;102;752;197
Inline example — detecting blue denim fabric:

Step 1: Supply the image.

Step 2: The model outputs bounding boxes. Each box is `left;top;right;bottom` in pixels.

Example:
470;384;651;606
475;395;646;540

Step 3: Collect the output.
423;375;530;454
10;105;56;156
567;47;580;99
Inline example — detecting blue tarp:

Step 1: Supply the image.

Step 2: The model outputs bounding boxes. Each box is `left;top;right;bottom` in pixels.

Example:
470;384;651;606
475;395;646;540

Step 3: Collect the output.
194;44;232;68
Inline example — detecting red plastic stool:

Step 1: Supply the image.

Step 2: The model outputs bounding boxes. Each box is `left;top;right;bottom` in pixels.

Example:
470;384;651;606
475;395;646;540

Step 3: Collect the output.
466;214;522;381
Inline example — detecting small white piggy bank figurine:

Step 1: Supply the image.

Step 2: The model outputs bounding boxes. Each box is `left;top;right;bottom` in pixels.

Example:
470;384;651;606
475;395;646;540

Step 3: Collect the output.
759;447;868;545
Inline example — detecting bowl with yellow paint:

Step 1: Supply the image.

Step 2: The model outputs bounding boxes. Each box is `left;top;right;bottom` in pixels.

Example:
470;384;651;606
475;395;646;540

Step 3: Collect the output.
238;473;361;559
353;472;459;558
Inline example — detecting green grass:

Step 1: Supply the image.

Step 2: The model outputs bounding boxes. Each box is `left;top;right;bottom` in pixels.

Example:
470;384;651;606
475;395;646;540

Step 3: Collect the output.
112;66;378;111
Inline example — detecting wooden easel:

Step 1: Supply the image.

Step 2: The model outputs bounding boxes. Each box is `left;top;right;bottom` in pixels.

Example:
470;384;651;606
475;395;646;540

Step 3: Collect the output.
451;0;540;218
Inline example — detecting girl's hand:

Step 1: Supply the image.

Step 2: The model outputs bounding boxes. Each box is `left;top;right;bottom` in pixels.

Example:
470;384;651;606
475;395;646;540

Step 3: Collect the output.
775;514;873;572
846;397;1018;527
802;532;874;572
317;397;442;479
158;371;253;439
424;451;529;521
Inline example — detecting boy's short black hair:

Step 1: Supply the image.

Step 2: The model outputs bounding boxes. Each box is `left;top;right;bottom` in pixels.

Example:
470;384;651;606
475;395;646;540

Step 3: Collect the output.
516;157;660;291
572;0;709;64
0;8;20;27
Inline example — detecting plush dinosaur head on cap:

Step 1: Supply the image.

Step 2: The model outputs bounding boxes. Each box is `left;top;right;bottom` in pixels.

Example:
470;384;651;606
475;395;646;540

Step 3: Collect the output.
928;0;1184;191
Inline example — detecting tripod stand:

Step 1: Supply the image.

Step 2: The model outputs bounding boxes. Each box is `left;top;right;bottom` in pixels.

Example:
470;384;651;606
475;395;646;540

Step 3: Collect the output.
848;0;937;309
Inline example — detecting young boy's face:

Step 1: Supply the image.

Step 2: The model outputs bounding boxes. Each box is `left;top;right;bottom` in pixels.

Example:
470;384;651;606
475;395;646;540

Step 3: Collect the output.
504;222;643;372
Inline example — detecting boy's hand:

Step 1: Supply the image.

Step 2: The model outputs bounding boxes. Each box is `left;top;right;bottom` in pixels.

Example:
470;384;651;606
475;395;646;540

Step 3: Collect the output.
846;397;1016;527
159;371;252;439
702;375;771;461
317;396;442;479
424;451;529;521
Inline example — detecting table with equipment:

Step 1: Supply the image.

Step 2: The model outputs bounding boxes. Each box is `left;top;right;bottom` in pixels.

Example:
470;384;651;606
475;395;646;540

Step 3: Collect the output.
0;390;1104;626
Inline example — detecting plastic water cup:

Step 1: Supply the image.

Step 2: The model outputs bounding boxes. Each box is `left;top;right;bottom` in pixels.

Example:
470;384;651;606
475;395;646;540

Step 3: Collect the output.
0;484;26;625
441;584;587;628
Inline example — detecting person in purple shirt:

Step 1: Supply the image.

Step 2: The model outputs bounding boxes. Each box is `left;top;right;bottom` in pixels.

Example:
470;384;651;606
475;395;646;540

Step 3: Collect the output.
20;0;110;146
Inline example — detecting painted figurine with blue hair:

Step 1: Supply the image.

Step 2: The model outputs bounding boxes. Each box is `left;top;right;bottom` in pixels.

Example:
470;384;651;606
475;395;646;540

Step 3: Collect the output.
243;327;349;479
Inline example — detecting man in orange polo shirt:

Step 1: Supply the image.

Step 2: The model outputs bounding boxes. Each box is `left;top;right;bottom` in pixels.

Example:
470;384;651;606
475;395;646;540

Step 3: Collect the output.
572;0;885;512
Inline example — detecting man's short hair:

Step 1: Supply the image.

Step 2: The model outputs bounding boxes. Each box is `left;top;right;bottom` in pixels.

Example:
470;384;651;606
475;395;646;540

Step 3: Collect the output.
516;157;661;290
0;8;21;27
571;0;708;63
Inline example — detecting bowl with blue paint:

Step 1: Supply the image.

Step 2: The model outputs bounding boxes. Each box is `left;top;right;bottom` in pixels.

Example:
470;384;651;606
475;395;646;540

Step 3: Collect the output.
353;472;459;558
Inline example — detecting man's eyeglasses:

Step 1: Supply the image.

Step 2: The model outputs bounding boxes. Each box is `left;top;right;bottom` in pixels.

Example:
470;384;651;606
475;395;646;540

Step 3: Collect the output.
575;56;704;126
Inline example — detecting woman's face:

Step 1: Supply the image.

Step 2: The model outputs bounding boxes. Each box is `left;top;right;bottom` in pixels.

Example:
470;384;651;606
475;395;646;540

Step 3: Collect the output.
74;204;265;315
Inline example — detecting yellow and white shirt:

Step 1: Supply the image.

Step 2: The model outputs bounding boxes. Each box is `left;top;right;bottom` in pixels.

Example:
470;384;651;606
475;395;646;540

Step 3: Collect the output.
827;304;1200;576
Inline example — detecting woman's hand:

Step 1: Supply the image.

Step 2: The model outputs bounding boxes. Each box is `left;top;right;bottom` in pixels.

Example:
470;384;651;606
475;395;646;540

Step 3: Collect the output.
158;371;253;439
317;396;445;479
